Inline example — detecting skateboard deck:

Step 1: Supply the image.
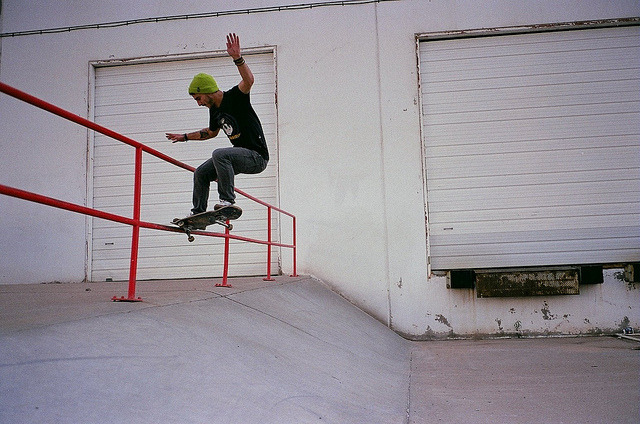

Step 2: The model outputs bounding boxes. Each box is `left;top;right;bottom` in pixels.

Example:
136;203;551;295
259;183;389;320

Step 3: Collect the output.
172;206;242;242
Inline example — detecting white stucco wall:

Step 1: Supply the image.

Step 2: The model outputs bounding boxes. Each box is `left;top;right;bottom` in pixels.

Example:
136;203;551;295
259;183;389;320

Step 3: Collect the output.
1;0;638;338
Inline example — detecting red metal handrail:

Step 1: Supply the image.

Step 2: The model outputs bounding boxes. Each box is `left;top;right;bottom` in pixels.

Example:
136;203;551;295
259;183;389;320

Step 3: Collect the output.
0;81;297;300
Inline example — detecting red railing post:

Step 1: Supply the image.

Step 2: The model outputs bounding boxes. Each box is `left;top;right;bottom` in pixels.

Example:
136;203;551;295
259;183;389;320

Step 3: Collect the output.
291;216;298;277
264;207;275;281
113;146;143;301
216;222;233;288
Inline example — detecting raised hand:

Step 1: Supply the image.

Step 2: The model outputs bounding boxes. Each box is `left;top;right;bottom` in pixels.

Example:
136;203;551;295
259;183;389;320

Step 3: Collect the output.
226;33;241;60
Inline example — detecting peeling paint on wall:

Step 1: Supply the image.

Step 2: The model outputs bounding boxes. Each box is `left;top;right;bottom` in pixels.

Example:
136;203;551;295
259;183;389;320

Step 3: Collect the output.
540;301;557;321
618;316;631;332
435;314;451;328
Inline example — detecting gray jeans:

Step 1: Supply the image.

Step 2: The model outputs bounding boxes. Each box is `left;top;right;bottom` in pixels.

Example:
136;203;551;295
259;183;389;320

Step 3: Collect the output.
192;147;267;214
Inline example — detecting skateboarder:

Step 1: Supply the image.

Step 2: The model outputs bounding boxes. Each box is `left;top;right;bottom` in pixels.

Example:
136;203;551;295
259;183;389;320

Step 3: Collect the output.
166;33;269;215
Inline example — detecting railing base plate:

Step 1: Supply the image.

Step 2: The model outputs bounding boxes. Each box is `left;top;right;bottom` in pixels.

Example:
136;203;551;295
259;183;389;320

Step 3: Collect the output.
111;296;143;302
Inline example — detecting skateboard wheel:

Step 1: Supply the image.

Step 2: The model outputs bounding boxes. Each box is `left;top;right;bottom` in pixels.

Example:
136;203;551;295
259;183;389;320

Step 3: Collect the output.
228;223;233;231
188;235;195;242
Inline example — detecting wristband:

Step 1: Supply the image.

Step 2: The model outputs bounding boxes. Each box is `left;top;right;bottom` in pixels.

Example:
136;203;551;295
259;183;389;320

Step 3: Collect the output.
233;56;245;66
183;133;188;141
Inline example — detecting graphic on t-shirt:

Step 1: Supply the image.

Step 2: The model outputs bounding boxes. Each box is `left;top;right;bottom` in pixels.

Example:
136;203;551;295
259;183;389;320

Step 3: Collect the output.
219;115;241;140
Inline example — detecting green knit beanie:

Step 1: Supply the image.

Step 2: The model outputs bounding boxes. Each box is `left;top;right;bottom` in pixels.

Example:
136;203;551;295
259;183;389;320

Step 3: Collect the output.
188;73;219;94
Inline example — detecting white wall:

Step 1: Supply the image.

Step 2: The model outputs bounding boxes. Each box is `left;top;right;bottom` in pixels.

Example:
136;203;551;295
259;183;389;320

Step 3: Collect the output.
1;0;638;338
369;1;640;338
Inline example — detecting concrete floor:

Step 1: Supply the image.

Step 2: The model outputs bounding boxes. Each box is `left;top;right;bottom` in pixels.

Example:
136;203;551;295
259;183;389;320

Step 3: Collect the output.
1;276;638;423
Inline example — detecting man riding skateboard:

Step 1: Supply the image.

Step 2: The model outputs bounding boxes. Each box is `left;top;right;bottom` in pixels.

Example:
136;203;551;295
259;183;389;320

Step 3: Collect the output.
166;33;269;216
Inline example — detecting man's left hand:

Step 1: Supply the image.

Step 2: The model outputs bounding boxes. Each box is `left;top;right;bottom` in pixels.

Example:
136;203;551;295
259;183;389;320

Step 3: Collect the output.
226;33;241;59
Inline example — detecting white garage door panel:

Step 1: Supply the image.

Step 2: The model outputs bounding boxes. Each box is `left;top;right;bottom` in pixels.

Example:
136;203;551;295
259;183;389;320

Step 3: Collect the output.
428;146;637;178
426;134;637;159
429;181;637;208
91;53;279;281
431;230;639;269
428;169;639;194
434;237;636;259
425;114;638;143
430;198;638;220
428;80;639;114
421;26;640;270
430;250;639;271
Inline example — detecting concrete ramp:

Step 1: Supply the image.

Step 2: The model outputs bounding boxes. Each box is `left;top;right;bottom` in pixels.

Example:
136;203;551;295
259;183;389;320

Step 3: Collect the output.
0;277;409;423
3;276;638;424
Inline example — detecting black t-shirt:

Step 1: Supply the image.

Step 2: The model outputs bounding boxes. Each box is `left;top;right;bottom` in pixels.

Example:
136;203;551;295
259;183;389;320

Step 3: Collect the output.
209;85;269;161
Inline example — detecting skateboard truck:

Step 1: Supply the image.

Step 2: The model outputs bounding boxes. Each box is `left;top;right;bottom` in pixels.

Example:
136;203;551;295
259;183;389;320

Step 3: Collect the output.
176;219;232;242
214;219;233;230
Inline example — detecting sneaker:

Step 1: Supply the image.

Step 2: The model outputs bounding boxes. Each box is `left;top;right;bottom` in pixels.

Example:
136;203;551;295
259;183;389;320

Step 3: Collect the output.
214;200;234;210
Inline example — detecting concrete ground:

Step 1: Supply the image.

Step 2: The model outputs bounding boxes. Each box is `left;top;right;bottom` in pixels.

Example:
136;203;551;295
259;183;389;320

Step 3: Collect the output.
0;276;638;424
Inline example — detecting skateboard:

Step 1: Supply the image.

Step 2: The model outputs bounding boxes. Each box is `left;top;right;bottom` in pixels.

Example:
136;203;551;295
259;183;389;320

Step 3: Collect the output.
172;206;242;242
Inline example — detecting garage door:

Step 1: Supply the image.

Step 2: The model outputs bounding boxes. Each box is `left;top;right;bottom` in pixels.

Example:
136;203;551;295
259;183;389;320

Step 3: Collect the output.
420;25;640;270
90;53;278;281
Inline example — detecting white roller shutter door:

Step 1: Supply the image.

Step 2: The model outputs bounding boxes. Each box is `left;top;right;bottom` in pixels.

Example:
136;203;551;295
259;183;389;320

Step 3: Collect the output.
90;53;278;281
420;26;640;270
